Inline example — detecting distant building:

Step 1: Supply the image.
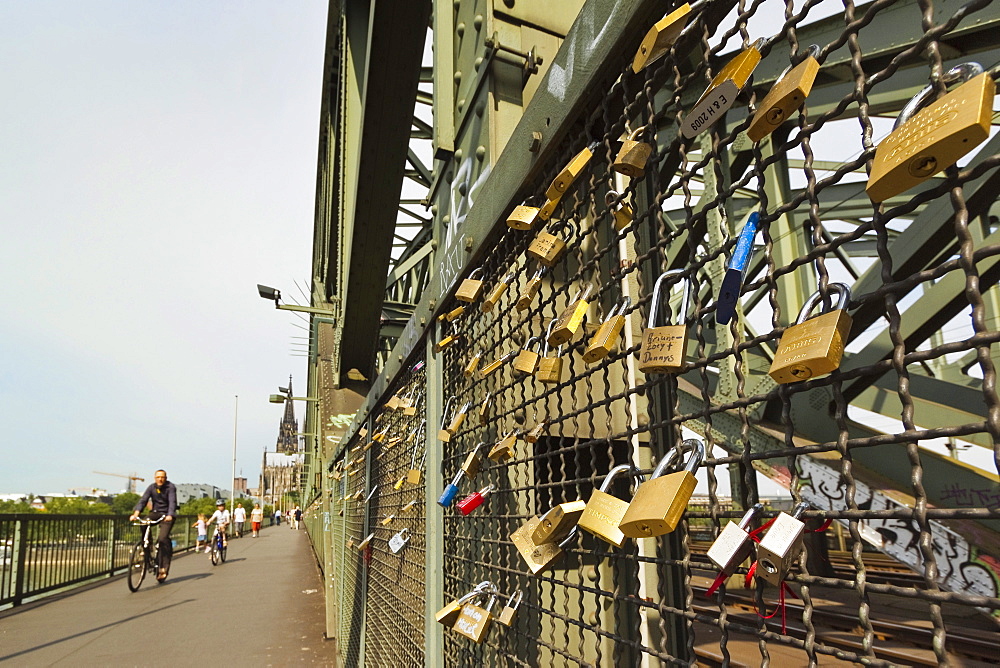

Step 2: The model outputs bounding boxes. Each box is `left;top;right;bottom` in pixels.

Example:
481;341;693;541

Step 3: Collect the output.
259;376;303;509
175;483;224;505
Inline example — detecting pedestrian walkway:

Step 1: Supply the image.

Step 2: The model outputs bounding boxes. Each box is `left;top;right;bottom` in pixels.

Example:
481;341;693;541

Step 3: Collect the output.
0;526;333;667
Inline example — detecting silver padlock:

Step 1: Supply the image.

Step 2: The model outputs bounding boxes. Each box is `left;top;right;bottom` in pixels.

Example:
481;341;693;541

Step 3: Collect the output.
755;502;809;587
706;503;764;577
388;527;410;553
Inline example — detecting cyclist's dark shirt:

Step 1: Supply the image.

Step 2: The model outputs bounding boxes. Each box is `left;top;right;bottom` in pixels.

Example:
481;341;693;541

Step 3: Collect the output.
134;481;178;516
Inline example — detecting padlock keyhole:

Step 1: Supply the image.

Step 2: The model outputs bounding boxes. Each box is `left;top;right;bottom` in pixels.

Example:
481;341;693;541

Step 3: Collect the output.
761;559;778;575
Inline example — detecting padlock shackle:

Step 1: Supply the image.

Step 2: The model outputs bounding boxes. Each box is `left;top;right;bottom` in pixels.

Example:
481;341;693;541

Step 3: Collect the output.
605;190;622;208
440;396;457;428
505;588;523;610
795;282;852;325
600;463;645;492
626;124;648;141
895;62;984;130
773;44;821;85
476;483;496;497
468;267;485;280
611;296;632;319
522;335;543;353
790;501;810;520
649;438;706;478
558;525;579;548
543;319;565;356
736;502;766;530
531;265;548;280
647;269;690;328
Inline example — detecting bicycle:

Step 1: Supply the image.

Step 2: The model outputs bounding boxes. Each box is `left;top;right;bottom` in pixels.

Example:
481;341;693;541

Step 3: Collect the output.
210;525;228;566
128;516;167;592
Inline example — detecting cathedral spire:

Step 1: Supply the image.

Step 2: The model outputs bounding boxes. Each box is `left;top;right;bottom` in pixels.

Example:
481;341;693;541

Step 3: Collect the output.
276;376;298;453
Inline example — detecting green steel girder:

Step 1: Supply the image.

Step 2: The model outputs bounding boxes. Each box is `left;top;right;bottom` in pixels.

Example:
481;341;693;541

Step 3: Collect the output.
337;0;433;383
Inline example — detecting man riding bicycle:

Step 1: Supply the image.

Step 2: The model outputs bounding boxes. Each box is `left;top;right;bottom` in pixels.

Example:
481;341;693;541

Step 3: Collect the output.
129;469;177;582
206;499;230;552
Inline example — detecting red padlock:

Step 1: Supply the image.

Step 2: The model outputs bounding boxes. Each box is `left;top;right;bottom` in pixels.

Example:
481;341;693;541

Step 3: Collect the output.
456;484;496;515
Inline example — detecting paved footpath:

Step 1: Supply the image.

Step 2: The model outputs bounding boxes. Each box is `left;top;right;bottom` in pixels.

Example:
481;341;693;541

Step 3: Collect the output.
0;525;335;667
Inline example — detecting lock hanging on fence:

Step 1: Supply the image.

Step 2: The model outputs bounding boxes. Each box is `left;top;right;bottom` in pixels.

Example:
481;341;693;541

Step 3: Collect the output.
388;527;410;554
531;500;587;544
755;502;810;587
511;518;579;575
706;502;765;577
480;349;518;377
638;269;691;374
584;296;631;363
488;430;518;462
612;126;653;178
496;589;523;626
436;581;494;627
631;1;702;73
513;335;544;376
507;203;541;230
619;439;705;538
768;282;852;384
867;62;994;203
527;223;570;267
537;320;565;385
456;484;496;515
544;141;599;201
482;269;516;313
578;463;645;547
455;267;486;303
682;38;764;139
606;190;634;232
453;588;498;643
747;45;820;143
516;266;548;312
548;284;593;346
715;212;759;326
464;350;482;378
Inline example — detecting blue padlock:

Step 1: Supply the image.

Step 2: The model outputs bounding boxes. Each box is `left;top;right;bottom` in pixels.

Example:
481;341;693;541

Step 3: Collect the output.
437;471;465;507
716;211;759;325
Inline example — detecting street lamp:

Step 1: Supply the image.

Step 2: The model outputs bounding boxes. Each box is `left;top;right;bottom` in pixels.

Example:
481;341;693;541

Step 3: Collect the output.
269;394;319;404
256;284;336;317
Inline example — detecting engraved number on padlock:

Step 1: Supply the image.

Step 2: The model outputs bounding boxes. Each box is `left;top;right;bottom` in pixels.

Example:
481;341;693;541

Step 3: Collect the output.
767;283;852;384
747;45;820;142
682;40;763;139
867;62;994;203
756;502;809;586
618;439;705;538
583;296;631;363
578;464;644;547
638;270;690;374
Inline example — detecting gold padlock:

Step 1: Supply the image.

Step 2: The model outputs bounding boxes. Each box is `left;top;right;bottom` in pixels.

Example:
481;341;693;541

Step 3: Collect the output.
525;421;547;444
357;533;374;550
460;443;484;480
393;475;406;490
507;203;541;231
437;582;492;626
768;283;852;384
480;349;517;377
511;516;577;574
513;335;544;376
619;440;705;538
407;447;427;485
440;305;465;322
548;284;594;346
371;427;389;444
437;397;458;442
380;514;395;526
440;400;472;442
358;427;368;439
536;324;564;385
482;269;516;313
747;45;820;143
488;431;518;462
867;62;994;203
434;332;460;353
516;266;547;312
403;391;421;417
478;392;493;425
638;269;690;374
453;593;497;643
538;197;560;221
583;296;631;363
385;394;401;411
401;499;418;513
606;191;634;232
578;464;644;547
496;590;523;627
612;126;653;178
346;536;355;549
526;224;570;267
682;39;763;139
455;268;486;303
531;500;587;544
544;142;598;201
464;351;483;378
631;3;695;73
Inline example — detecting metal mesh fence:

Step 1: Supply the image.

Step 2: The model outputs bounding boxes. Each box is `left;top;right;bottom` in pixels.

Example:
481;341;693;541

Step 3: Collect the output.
325;0;1000;664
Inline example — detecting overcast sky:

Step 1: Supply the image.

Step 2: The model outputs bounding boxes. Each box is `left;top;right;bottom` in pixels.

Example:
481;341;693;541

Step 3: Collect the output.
0;1;327;495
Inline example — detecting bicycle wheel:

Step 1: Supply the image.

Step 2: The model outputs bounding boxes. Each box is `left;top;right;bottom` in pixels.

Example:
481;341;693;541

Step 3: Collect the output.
220;543;227;563
211;543;219;565
127;544;147;592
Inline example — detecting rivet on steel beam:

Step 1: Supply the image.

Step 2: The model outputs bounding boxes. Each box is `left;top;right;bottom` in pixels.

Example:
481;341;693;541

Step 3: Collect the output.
529;131;542;152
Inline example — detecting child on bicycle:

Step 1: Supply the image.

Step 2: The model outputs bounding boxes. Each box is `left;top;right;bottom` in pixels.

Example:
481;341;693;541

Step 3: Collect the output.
192;513;208;553
206;500;230;551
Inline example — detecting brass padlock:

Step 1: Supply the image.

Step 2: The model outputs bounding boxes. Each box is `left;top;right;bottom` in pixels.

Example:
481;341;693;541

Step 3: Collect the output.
403;391;421;417
482;269;515;313
393;475;406;490
516;266;547;312
612;126;653;178
536;326;564;385
440;305;465;322
371;427;390;444
401;499;417;513
526;224;570;267
480;349;517;377
438;400;472;442
407;449;427;485
346;536;355;549
380;514;395;527
464;351;483;378
436;397;457;441
507;203;541;231
606;191;634;232
631;3;695;73
682;39;763;139
619;439;705;538
357;533;374;550
460;443;484;480
768;283;852;384
478;392;492;425
496;589;523;627
578;464;644;548
538;196;560;222
358;426;368;439
756;502;810;587
747;45;820;143
548;284;593;346
544;141;599;201
453;592;497;643
385;394;401;411
488;430;518;462
531;500;587;544
583;296;631;363
867;62;994;203
638;269;691;374
511;517;578;574
455;268;486;303
524;421;547;444
437;582;493;627
434;331;460;353
707;503;765;577
513;335;544;376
